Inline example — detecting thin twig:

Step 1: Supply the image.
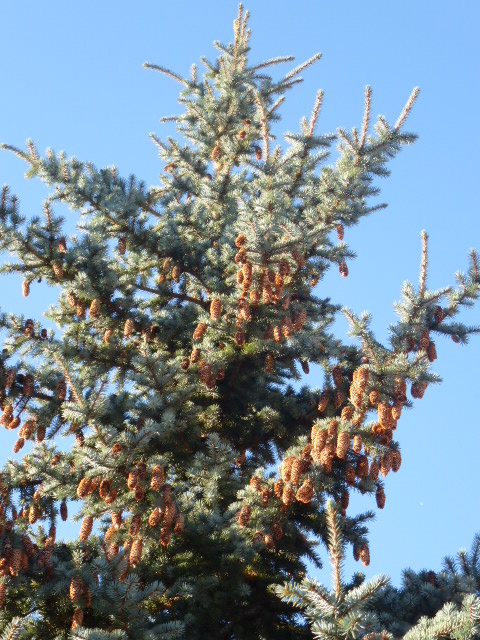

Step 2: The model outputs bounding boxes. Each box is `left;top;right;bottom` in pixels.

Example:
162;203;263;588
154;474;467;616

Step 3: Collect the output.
419;230;428;298
395;87;420;131
359;85;372;149
308;90;324;137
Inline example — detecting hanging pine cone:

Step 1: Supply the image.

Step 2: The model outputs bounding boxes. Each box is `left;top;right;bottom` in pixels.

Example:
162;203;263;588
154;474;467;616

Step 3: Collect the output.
419;329;430;351
352;434;362;454
341;405;354;420
235;234;246;248
129;539;143;565
378;402;393;428
235;248;247;264
89;299;100;318
262;285;273;304
124;318;135;339
98;479;111;500
102;328;114;344
273;326;282;343
291;249;306;269
181;357;190;370
264;533;274;549
273;479;284;500
21;535;35;558
279;317;292;340
317;391;330;413
238;505;252;527
281;457;295;483
134;485;145;502
190;348;201;364
391;402;402;421
336;224;345;241
79;515;93;542
295;478;314;504
281;294;291;311
210;299;222;320
67;291;77;308
369;460;380;482
148;507;163;527
392;450;402;472
9;549;21;576
300;360;310;375
282;485;294;507
211;145;222;161
290;458;303;486
198;360;212;383
151;465;165;491
339;262;349;278
22;280;30;297
164;503;177;528
72;609;84;630
193;322;207;341
118;237;127;255
76;301;86;318
215;367;225;381
333;388;345;409
293;309;307;331
427;342;437;362
69;576;84;602
261;488;271;506
357;455;369;478
234;330;245;347
313;429;328;453
77;478;91;499
380;450;393;477
360;544;370;567
52;261;64;281
434;306;444;324
264;353;275;373
60;500;68;521
411;381;427;399
171;266;180;282
22;418;35;439
336;432;350;459
376;486;386;509
345;465;356;486
250;289;260;307
23;374;34;397
127;471;139;490
254;145;262;161
56;379;67;401
349;384;363;409
272;523;283;541
340;490;349;510
174;513;185;535
13;437;24;453
328;420;338;438
332;364;343;387
129;514;142;538
24;319;34;337
4;369;15;390
249;476;262;492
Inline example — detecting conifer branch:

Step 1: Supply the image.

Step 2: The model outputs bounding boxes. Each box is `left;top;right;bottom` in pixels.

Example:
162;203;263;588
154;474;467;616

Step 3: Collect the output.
395;86;420;131
283;52;322;83
419;230;429;298
308;90;324;137
360;85;372;149
143;63;190;87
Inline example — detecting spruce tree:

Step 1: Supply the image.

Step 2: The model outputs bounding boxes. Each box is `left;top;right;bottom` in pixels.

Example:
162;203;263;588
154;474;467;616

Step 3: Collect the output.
0;5;478;638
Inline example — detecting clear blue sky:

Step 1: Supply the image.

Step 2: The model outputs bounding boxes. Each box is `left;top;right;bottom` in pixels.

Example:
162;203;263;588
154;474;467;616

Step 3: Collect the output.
0;1;479;586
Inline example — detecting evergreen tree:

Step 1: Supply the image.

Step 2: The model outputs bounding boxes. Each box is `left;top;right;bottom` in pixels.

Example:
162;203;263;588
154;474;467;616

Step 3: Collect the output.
278;502;480;639
0;5;478;638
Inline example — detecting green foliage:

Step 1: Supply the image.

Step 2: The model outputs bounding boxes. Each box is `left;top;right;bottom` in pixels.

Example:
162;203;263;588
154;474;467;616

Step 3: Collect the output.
0;5;478;638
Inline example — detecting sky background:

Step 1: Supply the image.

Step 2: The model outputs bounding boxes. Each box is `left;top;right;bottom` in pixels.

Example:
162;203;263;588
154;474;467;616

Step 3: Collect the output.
0;1;479;587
